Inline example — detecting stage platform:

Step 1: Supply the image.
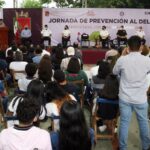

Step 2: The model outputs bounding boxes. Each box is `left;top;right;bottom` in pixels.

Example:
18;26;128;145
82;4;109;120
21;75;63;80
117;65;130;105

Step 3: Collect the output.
81;48;107;64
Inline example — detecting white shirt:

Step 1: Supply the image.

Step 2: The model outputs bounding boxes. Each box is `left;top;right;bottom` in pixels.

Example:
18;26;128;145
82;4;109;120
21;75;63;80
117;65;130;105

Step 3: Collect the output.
9;61;28;80
62;29;71;37
18;78;33;92
113;52;150;104
88;65;99;79
100;30;109;39
21;29;32;38
8;96;46;120
41;28;52;37
41;49;50;57
136;30;145;39
0;126;52;150
5;47;20;57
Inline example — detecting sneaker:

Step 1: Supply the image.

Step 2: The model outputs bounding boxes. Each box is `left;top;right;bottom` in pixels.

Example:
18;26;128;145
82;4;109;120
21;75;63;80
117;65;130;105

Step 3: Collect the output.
114;126;118;133
98;125;107;132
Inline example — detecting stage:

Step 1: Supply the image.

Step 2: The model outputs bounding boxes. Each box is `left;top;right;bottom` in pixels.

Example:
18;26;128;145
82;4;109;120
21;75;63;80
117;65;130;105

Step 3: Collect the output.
81;48;107;64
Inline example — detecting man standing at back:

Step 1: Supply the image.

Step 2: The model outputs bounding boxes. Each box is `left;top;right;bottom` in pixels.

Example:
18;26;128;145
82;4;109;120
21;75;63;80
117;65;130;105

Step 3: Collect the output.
113;36;150;150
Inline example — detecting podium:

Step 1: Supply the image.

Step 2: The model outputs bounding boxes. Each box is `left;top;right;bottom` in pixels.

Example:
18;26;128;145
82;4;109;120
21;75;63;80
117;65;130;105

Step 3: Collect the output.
0;27;8;50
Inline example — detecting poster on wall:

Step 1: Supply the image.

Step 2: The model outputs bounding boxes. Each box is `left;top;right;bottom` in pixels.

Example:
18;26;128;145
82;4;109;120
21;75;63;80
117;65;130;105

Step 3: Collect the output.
42;8;150;46
14;11;31;44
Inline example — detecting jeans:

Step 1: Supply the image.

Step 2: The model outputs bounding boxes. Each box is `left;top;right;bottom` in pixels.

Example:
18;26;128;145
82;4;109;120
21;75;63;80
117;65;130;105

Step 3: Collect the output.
119;100;150;150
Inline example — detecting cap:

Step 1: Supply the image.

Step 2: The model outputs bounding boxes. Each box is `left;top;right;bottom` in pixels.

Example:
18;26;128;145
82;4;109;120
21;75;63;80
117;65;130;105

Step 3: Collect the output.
67;47;75;56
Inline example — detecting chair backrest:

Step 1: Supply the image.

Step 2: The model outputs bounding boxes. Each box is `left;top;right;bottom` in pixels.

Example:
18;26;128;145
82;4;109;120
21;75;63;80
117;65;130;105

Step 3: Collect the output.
68;80;84;106
10;70;26;87
96;98;119;120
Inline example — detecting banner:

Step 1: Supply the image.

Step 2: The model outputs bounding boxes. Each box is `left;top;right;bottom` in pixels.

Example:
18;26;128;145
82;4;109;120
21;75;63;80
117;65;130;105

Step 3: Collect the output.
42;8;150;46
0;8;3;19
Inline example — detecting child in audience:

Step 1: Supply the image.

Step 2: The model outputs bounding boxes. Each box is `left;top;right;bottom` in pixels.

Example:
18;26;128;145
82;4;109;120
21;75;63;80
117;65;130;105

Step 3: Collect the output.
7;79;46;126
0;98;52;150
18;63;37;93
51;100;94;150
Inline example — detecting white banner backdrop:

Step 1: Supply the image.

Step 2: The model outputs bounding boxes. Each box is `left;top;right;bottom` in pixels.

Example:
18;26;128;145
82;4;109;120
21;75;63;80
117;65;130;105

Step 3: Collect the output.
42;8;150;46
0;8;3;19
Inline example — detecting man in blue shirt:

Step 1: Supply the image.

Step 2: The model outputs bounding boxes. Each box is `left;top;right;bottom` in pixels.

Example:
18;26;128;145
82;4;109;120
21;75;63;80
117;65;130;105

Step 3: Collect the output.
21;26;32;46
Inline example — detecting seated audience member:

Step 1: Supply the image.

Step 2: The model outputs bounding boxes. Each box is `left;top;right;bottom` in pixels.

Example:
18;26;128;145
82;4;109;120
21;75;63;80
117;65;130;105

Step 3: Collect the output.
92;61;111;91
51;46;65;70
19;45;28;61
105;48;119;72
0;80;9;113
7;79;46;126
88;60;102;79
32;46;43;64
99;26;110;48
93;74;119;132
73;42;82;60
136;26;146;45
51;100;94;150
0;98;52;150
140;44;150;57
45;81;76;131
61;46;82;71
6;50;14;68
38;55;53;84
65;57;88;86
9;51;28;80
5;42;20;57
26;45;35;63
54;70;79;101
62;25;71;48
117;25;127;47
40;44;51;57
18;63;37;93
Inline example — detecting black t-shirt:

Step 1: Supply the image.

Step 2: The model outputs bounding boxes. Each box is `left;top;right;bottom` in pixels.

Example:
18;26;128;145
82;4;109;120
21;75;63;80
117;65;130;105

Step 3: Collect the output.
117;29;127;37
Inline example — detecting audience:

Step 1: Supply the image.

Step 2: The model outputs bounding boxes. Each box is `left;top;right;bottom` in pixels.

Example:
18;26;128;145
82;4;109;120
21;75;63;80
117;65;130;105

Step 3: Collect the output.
38;55;53;84
18;63;37;93
32;46;43;64
65;57;88;86
9;51;28;80
54;70;79;101
51;100;94;150
45;81;76;131
7;79;46;126
0;98;52;150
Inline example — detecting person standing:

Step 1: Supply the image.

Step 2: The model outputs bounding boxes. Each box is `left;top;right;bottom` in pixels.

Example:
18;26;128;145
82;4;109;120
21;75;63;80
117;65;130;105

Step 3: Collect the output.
62;25;71;48
41;24;52;47
21;25;32;46
113;36;150;150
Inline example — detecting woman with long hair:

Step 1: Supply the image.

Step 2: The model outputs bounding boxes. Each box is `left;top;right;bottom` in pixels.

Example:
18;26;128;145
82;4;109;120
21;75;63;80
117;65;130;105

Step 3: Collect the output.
45;81;76;131
51;100;94;150
38;55;53;84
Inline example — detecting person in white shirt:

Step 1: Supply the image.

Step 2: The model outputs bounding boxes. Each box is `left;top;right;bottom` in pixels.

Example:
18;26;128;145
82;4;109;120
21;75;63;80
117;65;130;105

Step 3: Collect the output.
0;97;52;150
9;51;27;80
100;26;110;48
41;24;52;47
136;26;146;45
62;25;71;48
113;36;150;150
